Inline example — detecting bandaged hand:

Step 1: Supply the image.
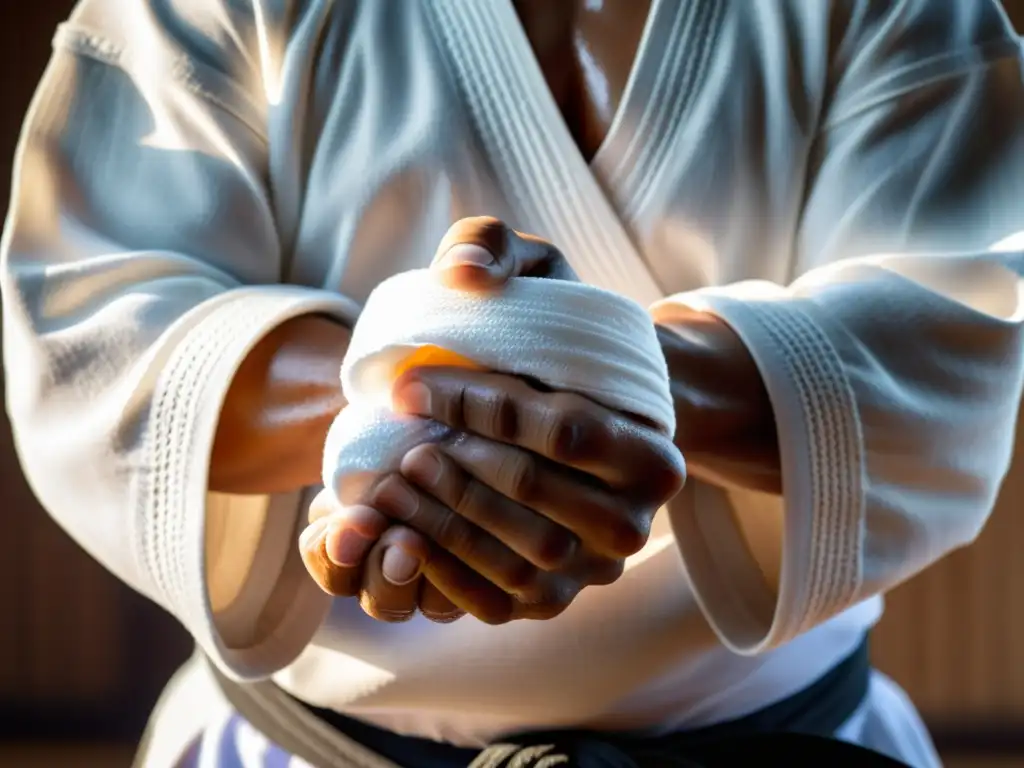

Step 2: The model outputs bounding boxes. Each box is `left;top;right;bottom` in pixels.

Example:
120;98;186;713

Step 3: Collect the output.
300;218;685;624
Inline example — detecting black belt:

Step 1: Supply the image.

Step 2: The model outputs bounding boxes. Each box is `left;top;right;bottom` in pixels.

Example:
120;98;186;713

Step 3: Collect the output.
213;636;909;766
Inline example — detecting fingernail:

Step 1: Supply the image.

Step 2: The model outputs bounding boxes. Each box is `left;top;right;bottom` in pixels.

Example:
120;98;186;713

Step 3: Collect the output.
395;382;431;415
382;546;423;585
423;609;465;624
438;243;496;269
298;519;329;551
325;524;375;566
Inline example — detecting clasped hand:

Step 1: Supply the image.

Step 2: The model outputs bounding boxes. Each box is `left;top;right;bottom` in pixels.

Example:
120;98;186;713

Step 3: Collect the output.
300;218;686;624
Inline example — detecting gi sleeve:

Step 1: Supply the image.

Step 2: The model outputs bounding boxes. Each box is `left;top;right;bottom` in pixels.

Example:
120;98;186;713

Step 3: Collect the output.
656;0;1024;653
1;0;358;679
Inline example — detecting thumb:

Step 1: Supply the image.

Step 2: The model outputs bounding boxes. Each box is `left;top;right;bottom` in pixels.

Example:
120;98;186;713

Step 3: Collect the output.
431;216;576;291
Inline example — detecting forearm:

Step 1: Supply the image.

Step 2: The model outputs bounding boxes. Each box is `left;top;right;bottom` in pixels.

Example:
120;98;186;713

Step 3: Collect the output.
653;305;780;495
211;314;352;494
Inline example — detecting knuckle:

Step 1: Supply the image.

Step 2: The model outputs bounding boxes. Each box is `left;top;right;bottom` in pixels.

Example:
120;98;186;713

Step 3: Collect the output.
521;579;578;620
501;556;542;596
450;471;484;519
443;382;470;431
471;387;519;442
474;595;515;625
577;493;649;559
533;529;579;572
433;508;473;554
645;449;686;500
496;453;537;502
659;459;687;500
543;396;593;459
588;557;626;586
608;509;652;558
463;215;510;245
629;438;686;502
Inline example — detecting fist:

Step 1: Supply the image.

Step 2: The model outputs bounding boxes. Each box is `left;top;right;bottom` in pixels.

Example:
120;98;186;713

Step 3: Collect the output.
299;217;684;626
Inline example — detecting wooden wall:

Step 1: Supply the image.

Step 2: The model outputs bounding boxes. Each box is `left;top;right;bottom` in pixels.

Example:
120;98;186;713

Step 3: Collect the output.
872;414;1024;728
0;0;1022;746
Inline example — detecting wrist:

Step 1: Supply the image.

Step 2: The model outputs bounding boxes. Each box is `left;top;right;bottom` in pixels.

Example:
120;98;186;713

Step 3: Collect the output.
653;306;780;493
211;314;351;494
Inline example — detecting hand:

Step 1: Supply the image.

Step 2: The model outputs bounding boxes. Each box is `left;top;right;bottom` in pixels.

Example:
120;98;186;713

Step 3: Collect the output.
299;218;771;625
301;489;466;623
300;366;685;625
439;218;777;494
301;365;685;626
387;366;686;625
299;217;588;624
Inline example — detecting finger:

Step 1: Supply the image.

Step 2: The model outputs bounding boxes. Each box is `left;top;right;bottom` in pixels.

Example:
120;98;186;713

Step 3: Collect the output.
358;526;429;623
419;547;573;624
401;438;626;573
392;369;685;500
301;490;390;597
418;579;465;624
314;492;388;564
402;439;644;563
400;442;579;570
309;487;388;539
421;547;517;625
431;216;577;291
307;486;344;524
369;473;570;607
298;510;364;598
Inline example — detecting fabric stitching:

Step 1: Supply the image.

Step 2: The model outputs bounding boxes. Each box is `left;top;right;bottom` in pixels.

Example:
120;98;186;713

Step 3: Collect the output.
749;301;863;635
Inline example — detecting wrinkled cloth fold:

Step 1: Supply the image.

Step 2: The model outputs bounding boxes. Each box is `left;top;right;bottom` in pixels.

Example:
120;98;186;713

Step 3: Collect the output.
322;270;678;502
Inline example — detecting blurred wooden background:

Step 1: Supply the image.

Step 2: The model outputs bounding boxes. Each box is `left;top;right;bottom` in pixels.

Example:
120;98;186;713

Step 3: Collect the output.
0;0;1022;758
872;415;1024;741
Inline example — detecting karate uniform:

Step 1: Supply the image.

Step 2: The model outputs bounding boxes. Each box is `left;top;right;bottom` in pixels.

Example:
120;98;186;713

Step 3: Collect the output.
3;1;1023;766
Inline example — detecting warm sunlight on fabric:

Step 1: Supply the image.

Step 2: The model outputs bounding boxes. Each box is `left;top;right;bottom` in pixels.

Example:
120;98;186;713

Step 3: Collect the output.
990;230;1024;253
252;1;284;106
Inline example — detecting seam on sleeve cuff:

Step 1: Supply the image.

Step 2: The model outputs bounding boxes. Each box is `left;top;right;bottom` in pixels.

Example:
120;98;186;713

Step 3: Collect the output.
661;289;866;652
137;285;359;680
